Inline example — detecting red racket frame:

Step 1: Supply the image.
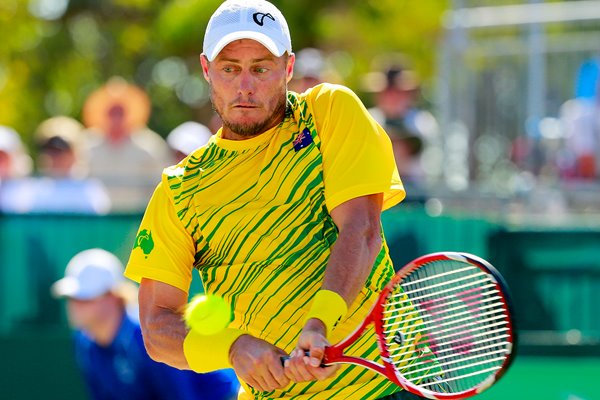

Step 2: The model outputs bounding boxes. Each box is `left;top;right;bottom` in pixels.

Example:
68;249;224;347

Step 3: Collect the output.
320;252;516;400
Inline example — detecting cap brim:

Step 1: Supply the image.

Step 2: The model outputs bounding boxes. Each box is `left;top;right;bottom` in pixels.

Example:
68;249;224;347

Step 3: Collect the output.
206;31;288;61
51;277;84;299
51;277;112;300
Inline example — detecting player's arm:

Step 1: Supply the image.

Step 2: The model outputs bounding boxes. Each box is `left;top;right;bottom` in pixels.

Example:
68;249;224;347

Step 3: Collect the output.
285;193;383;382
140;277;291;391
138;278;190;369
128;182;197;370
323;192;383;310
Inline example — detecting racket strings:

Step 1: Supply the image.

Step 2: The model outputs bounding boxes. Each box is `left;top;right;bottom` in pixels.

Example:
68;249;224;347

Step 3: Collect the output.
387;291;501;315
390;337;510;365
385;293;508;339
400;265;479;287
383;292;503;325
387;316;509;349
385;284;500;314
384;292;509;342
391;279;496;306
419;365;502;387
401;354;508;381
401;270;488;293
381;260;512;394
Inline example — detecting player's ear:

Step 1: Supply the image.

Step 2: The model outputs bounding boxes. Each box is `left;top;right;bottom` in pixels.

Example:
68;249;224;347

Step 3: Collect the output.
200;54;210;81
285;52;295;84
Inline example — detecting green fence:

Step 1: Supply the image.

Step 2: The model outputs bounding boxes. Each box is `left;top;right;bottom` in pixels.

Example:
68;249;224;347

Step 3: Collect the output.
0;207;500;335
0;214;141;334
1;207;599;399
489;228;600;355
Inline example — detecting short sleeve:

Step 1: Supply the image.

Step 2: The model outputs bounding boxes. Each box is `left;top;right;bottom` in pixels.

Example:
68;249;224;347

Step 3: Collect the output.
124;181;196;293
310;84;406;211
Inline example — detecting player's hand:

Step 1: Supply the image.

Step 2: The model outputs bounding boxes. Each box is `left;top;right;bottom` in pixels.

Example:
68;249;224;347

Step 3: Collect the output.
229;334;290;392
284;318;340;382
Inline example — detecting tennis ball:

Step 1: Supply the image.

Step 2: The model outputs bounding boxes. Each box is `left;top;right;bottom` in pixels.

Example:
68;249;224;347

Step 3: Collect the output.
183;294;232;335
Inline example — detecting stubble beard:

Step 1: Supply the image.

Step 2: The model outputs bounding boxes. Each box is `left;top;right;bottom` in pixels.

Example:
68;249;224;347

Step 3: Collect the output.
211;88;288;138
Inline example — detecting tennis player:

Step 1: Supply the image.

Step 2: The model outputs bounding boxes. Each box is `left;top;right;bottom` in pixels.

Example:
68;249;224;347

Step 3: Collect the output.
125;1;418;398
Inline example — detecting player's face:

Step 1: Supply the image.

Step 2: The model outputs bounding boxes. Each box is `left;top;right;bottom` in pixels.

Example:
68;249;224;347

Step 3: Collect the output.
201;39;295;140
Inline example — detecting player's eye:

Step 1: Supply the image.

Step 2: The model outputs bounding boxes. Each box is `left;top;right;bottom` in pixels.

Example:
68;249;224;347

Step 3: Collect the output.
254;67;268;74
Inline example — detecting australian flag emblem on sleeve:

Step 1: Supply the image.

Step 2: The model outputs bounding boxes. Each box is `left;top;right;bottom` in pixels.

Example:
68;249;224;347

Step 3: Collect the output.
293;128;313;152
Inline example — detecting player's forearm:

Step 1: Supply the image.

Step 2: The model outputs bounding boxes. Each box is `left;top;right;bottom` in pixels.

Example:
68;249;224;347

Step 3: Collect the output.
321;219;382;306
306;194;384;336
138;278;190;369
302;206;382;337
141;306;190;369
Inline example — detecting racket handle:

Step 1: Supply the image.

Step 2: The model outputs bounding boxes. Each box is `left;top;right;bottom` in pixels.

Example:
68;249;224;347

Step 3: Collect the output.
280;351;328;367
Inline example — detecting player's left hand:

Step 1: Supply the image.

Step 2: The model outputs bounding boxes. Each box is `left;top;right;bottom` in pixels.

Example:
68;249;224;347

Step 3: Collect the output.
283;318;340;382
229;334;290;392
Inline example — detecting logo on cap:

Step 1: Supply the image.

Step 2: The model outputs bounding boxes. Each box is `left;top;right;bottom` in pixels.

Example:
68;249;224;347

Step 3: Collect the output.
253;12;275;26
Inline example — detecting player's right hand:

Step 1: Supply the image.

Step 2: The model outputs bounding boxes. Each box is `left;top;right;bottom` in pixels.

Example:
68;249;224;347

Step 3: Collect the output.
229;334;290;392
284;318;340;383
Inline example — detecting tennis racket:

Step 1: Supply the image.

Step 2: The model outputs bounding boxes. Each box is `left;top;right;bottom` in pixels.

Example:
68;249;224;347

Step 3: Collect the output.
298;252;516;399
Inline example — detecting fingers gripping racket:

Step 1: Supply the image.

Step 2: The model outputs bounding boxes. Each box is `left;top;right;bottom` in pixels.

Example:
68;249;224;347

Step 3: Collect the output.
305;252;516;399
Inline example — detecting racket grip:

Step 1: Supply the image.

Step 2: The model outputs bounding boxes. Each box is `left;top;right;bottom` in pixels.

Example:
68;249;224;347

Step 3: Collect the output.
280;351;328;367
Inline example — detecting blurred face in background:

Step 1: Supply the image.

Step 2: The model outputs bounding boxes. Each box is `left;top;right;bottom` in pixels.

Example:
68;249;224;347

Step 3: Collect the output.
0;150;10;179
38;137;77;178
201;39;295;140
66;293;121;334
106;104;128;144
376;87;414;119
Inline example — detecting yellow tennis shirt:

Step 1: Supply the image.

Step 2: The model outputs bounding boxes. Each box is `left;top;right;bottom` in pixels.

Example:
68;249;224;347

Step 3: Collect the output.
125;83;406;399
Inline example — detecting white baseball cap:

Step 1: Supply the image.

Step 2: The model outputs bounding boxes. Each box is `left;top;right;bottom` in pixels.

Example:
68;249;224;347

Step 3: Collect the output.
51;249;131;300
167;121;213;156
0;125;33;178
0;126;23;154
203;0;292;61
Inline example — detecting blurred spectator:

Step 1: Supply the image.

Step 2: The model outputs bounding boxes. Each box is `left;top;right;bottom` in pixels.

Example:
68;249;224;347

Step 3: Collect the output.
82;77;171;212
0;126;33;212
575;57;600;100
289;48;327;93
0;116;111;214
51;248;240;400
0;125;32;180
364;64;439;185
166;121;213;163
559;67;600;180
35;116;88;178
